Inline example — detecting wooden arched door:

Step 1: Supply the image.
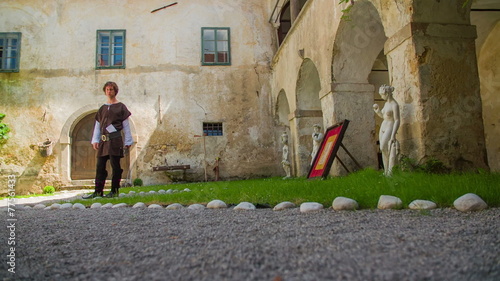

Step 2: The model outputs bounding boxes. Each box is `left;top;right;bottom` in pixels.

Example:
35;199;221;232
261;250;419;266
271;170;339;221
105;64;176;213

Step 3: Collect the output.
71;113;130;180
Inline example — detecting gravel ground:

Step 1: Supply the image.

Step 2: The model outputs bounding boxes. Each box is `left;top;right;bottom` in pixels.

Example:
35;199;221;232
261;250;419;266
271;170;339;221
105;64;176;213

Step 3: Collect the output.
1;207;499;281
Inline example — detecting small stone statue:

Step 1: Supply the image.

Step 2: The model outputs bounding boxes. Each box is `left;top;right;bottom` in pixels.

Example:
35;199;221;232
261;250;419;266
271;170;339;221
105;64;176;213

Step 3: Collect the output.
311;124;324;165
281;131;291;179
373;84;400;176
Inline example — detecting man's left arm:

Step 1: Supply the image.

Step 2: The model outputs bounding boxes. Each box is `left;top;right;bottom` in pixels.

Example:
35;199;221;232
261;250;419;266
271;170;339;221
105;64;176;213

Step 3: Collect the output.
123;119;133;148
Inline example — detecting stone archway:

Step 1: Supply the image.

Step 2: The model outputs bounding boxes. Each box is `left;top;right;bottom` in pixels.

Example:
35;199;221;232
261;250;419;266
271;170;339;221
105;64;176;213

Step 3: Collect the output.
70;113;130;180
275;89;294;176
369;50;390;169
323;0;386;174
276;89;291;126
291;59;323;176
59;104;137;184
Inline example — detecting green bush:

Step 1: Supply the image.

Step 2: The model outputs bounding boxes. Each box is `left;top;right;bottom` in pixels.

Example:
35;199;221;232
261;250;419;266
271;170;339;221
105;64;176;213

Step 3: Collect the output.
396;156;450;174
43;186;55;194
0;113;10;145
420;158;451;174
133;178;143;186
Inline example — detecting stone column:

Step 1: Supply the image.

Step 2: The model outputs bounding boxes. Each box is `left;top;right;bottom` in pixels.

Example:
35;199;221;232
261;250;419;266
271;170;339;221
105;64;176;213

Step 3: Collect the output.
288;109;323;176
320;83;378;176
385;22;488;170
58;135;72;184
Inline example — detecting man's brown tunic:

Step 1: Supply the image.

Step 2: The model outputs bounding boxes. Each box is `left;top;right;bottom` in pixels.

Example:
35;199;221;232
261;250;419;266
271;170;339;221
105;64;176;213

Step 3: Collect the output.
95;102;131;158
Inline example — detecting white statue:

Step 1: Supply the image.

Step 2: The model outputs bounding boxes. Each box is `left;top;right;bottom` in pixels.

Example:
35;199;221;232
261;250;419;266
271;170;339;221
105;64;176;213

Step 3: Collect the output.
281;131;291;179
311;124;324;165
373;84;400;176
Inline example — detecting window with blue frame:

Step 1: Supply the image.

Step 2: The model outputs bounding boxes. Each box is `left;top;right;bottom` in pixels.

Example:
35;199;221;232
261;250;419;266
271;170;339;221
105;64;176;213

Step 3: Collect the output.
0;33;21;72
96;30;125;69
202;28;230;65
203;122;223;136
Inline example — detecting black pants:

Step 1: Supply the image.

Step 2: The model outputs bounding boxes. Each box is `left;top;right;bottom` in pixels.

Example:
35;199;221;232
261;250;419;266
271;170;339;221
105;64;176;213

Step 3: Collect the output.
95;155;123;188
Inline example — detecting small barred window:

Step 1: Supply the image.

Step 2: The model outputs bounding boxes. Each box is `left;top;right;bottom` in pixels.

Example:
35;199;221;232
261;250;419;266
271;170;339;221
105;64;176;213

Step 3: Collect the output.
203;122;223;136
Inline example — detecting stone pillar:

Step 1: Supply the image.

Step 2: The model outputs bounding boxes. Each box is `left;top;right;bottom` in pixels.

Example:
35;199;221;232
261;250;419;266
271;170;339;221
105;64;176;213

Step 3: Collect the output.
288;109;323;176
290;0;300;24
58;135;72;184
385;22;488;170
320;83;378;175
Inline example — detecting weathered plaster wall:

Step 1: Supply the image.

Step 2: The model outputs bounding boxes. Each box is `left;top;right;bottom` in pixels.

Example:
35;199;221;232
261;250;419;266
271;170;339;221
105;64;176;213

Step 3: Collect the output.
271;0;336;108
0;0;279;194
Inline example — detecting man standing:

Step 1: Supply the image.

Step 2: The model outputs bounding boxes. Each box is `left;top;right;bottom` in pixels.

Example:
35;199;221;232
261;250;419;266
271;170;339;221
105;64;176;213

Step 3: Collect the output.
83;81;133;199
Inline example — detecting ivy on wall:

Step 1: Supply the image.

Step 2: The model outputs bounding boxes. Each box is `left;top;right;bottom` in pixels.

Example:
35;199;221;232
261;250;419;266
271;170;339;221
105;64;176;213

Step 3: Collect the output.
338;0;354;21
0;114;10;145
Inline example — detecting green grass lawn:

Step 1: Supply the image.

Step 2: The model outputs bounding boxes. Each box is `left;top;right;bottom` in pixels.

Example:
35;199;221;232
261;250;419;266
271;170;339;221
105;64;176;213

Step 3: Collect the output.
70;169;500;209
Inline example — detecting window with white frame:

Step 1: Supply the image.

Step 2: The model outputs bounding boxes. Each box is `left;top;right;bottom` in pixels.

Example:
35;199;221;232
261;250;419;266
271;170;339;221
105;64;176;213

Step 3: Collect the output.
96;30;125;69
0;33;21;72
201;28;230;65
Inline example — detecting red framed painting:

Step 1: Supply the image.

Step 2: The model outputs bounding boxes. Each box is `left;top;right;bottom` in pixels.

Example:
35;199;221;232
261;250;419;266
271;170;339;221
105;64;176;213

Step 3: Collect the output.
307;120;350;179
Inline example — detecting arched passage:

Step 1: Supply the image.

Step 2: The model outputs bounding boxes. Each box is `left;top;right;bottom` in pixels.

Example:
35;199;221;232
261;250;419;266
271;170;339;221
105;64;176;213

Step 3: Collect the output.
276;89;291;126
331;0;386;83
275;89;293;177
291;59;323;176
323;0;386;174
369;50;390;169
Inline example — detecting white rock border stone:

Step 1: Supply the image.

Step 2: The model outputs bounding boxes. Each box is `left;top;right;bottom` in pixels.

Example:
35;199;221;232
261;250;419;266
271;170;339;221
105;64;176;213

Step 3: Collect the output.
188;204;206;210
112;203;128;208
133;202;147;209
73;203;86;209
148;204;163;209
91;203;103;209
234;202;256;211
453;193;488;212
378;195;403;210
408;200;437;210
101;203;114;209
166;203;184;210
300;202;323;213
332;197;359;211
273;201;296;211
207;200;227;209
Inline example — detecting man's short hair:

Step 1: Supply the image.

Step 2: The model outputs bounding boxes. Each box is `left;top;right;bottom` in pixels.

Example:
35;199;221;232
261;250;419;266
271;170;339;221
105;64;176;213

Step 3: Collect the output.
103;81;119;94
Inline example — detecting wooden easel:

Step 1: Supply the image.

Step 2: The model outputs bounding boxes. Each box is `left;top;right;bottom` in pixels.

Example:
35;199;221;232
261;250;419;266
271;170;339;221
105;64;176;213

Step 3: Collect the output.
335;143;363;173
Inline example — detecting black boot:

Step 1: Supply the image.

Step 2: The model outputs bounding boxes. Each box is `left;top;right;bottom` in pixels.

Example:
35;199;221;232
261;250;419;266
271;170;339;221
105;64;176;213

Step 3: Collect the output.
82;179;105;199
82;191;103;199
105;186;119;198
106;169;122;198
105;180;121;198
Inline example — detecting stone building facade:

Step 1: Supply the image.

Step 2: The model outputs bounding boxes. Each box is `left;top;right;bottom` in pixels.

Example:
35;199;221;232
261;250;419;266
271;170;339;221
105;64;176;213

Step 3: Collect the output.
0;0;498;194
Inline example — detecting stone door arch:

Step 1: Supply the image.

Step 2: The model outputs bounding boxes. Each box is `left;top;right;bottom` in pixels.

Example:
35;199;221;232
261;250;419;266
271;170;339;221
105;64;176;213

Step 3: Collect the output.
70;112;130;180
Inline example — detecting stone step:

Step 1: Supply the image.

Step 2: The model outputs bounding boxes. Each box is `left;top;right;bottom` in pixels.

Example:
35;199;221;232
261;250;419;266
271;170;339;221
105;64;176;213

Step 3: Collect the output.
60;185;95;191
60;179;131;190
